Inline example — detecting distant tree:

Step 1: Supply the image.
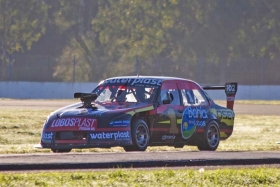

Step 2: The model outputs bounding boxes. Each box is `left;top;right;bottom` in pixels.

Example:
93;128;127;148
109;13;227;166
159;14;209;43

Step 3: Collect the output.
0;0;48;79
51;0;280;82
90;0;216;78
55;0;215;81
240;0;280;59
52;0;108;82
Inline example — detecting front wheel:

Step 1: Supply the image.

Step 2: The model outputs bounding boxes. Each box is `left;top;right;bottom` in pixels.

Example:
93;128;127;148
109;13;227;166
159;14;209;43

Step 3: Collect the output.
123;119;149;152
197;121;220;151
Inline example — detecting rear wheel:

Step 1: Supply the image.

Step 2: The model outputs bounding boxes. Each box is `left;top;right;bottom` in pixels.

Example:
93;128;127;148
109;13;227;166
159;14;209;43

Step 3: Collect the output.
51;148;72;153
123;119;149;152
197;121;220;151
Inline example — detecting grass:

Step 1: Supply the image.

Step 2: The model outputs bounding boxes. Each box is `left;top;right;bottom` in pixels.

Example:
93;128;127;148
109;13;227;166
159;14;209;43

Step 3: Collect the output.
219;114;280;151
1;167;280;186
0;104;280;153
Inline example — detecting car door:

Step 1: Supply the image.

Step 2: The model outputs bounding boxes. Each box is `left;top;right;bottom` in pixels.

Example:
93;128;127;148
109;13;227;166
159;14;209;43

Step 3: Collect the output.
150;80;185;143
177;81;210;140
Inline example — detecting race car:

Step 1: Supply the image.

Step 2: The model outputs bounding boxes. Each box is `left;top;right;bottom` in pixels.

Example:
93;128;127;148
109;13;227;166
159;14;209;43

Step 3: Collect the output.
39;76;238;153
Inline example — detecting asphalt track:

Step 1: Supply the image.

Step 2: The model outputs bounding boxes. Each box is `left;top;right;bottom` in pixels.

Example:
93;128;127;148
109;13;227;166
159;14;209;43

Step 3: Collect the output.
0;99;280;171
1;151;280;171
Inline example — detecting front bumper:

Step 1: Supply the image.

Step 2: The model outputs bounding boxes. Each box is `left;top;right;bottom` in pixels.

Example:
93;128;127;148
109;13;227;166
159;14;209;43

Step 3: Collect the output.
39;131;132;150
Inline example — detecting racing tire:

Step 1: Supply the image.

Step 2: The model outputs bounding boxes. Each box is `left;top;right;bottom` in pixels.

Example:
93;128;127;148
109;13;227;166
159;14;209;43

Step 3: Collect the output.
123;145;135;152
197;121;220;151
51;148;72;153
123;119;150;152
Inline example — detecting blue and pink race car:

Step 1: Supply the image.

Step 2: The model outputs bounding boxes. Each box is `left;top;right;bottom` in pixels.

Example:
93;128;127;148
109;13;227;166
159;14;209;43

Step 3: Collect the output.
39;76;237;153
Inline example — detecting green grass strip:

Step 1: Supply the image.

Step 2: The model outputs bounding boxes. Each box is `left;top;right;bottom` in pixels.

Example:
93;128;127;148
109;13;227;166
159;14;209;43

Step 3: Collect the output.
1;167;280;186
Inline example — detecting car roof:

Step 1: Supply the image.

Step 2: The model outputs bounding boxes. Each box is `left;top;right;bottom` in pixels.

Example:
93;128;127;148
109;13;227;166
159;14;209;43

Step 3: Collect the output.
105;75;195;82
97;76;202;90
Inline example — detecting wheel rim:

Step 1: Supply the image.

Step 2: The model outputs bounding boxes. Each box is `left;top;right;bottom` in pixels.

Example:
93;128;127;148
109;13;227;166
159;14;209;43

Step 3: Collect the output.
136;124;149;148
207;124;219;148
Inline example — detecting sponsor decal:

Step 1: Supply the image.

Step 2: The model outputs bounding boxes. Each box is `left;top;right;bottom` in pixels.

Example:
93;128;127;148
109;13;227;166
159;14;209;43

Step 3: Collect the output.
217;110;233;120
187;107;208;119
217;110;234;126
110;120;130;127
162;135;176;141
181;106;208;139
90;131;130;141
104;78;163;86
131;78;162;86
42;132;53;140
50;117;96;131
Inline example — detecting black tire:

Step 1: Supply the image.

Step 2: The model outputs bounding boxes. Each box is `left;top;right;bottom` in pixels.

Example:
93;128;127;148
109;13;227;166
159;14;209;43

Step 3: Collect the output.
123;145;135;152
51;148;72;153
123;119;150;152
197;121;220;151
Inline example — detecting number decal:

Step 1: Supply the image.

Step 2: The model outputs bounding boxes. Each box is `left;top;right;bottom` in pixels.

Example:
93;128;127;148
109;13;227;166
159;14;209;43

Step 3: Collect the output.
226;84;235;92
225;83;238;95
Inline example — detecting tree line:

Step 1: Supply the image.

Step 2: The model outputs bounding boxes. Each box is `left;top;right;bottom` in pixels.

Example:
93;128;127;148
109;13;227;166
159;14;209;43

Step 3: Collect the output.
0;0;279;82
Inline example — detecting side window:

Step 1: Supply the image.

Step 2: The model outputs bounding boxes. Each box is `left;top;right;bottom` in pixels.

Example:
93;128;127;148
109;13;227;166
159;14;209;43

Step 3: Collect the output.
168;89;180;105
181;90;188;105
159;82;180;105
193;89;208;105
181;90;195;105
181;89;208;106
177;81;209;106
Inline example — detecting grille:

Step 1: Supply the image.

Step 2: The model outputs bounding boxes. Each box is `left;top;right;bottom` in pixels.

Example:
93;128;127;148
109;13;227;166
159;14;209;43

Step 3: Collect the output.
55;131;87;140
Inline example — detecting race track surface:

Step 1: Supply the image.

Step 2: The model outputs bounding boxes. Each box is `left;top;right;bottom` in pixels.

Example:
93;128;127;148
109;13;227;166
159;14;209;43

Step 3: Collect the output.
0;99;280;171
1;151;280;171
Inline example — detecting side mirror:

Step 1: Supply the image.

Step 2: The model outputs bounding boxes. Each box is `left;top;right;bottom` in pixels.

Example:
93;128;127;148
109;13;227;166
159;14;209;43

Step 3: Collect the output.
162;92;173;104
162;99;171;104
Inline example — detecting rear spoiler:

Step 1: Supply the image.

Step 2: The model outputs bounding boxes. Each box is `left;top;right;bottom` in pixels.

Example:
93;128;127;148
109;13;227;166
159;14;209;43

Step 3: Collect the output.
203;82;238;110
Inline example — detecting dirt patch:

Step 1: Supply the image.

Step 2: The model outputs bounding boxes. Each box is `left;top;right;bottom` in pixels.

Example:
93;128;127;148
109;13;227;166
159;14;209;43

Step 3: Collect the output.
0;99;78;110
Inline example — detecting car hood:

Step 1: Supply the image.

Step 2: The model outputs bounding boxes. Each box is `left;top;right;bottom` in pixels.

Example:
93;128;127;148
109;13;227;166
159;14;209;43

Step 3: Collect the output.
44;101;155;127
50;102;153;117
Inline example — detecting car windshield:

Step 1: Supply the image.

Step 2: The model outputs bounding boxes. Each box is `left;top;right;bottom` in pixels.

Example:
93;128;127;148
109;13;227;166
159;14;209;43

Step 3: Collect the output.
92;84;159;103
